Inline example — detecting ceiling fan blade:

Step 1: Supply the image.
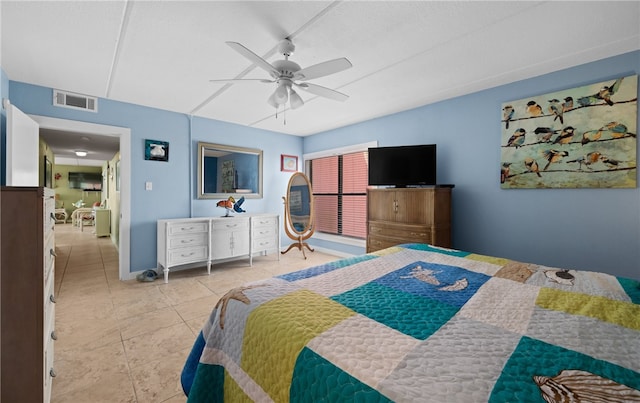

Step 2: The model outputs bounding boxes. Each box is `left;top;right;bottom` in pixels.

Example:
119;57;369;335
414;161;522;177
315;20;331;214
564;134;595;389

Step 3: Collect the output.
226;41;279;78
294;57;352;81
295;82;349;102
209;79;274;84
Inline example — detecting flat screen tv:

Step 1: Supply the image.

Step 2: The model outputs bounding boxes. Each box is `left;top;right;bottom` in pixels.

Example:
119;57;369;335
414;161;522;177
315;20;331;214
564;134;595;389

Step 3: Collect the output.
68;172;102;191
368;144;436;187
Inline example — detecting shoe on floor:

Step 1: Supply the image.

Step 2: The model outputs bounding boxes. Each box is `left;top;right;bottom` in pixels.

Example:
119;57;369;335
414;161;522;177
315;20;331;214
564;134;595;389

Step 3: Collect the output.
136;269;158;282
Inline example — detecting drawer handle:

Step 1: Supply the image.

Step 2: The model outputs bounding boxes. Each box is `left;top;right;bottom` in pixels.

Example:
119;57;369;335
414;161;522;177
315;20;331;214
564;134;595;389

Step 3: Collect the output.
226;224;238;228
180;239;193;244
51;330;58;340
49;369;57;378
181;252;195;257
50;294;57;303
181;226;195;231
50;249;57;257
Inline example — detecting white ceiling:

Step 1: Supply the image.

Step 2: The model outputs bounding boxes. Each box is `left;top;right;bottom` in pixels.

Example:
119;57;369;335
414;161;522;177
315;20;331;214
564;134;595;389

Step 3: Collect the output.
2;1;639;160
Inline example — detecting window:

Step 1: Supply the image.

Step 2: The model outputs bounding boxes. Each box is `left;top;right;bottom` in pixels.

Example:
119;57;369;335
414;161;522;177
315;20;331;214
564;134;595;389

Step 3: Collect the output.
307;146;371;240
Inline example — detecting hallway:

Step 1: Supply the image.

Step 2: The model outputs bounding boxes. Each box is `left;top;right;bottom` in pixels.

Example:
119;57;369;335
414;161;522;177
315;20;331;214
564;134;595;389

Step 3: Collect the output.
52;223;337;402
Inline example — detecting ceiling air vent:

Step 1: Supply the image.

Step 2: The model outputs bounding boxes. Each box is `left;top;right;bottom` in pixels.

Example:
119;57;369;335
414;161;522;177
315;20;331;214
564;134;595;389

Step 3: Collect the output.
53;90;98;112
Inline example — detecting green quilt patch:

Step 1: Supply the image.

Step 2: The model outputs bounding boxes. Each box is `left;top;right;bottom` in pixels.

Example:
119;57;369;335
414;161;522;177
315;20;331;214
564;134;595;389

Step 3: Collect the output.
537;288;640;330
241;290;355;402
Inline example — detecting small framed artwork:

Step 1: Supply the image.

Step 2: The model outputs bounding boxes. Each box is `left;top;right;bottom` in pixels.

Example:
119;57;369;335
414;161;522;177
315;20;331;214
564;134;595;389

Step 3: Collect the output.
145;139;169;162
281;154;298;172
44;156;53;188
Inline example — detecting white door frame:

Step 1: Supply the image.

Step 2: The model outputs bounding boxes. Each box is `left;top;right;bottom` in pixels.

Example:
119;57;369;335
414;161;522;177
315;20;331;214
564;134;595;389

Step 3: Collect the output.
30;115;131;280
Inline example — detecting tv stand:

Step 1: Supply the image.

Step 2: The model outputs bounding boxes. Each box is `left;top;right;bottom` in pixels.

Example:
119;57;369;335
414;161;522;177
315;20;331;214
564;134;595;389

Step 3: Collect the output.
366;187;452;252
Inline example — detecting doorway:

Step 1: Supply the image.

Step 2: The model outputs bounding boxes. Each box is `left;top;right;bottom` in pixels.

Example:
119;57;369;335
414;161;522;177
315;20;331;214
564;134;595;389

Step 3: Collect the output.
30;115;131;280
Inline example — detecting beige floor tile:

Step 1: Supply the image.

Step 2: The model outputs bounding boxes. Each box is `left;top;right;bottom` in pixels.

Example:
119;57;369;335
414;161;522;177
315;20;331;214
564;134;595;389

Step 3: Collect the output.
161;393;188;403
52;340;134;401
130;349;190;403
123;322;195;368
111;285;173;320
173;294;221;322
157;278;216;305
55;316;122;356
185;315;210;336
118;306;183;341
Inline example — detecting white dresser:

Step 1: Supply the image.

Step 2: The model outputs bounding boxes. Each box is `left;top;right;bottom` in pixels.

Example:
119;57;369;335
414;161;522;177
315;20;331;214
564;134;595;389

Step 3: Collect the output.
1;187;57;402
157;214;279;282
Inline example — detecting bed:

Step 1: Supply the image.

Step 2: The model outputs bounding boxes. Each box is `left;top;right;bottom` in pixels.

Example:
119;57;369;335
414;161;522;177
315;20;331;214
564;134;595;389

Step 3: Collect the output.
181;243;640;402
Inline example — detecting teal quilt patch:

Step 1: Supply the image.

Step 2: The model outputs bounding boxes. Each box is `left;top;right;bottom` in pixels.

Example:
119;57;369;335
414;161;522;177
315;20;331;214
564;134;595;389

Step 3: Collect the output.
489;336;640;402
402;243;471;257
618;277;640;304
290;347;392;403
332;282;459;340
187;363;224;403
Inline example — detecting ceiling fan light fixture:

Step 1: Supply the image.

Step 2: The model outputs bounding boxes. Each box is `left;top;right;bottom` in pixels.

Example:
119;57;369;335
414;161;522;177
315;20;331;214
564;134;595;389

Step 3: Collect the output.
289;88;304;109
267;92;279;108
274;84;288;105
75;150;87;157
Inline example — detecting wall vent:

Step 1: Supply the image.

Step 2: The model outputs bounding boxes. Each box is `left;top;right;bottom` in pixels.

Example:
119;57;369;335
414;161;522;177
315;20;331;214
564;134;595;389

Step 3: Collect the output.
53;90;98;112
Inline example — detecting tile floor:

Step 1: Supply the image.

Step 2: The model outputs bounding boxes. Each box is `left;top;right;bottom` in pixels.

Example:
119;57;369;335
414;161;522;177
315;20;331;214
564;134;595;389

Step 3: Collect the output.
52;223;339;402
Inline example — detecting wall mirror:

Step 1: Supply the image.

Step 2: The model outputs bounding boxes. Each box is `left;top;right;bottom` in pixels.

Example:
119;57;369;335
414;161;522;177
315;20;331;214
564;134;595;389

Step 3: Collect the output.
197;142;263;199
282;172;315;259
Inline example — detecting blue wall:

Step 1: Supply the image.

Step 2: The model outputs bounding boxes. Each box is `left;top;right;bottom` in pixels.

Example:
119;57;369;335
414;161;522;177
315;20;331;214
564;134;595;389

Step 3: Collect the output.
7;81;302;273
305;50;640;280
4;51;639;280
1;68;8;186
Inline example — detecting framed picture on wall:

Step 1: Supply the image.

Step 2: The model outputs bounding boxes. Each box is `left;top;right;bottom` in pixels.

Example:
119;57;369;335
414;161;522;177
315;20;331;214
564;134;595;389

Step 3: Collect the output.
144;139;169;162
281;154;298;172
44;156;53;188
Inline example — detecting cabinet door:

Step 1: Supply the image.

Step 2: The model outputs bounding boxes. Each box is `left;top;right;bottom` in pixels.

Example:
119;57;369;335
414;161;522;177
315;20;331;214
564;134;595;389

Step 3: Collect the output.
367;190;397;222
211;219;250;259
396;190;431;225
230;229;250;256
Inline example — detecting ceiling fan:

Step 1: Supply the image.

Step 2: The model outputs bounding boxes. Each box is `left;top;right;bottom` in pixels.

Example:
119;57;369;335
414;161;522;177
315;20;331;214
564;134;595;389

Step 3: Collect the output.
211;39;352;110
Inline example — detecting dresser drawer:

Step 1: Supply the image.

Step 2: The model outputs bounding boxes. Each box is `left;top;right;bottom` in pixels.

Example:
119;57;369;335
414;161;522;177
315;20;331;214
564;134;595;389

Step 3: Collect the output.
252;237;278;251
167;221;208;236
252;225;277;240
44;337;55;402
212;218;249;232
368;223;431;243
367;235;404;252
167;246;209;265
44;274;56;318
252;216;277;228
167;233;208;249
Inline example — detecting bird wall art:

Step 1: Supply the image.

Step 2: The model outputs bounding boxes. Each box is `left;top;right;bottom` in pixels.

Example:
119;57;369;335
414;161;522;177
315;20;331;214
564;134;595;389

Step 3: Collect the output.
500;75;637;188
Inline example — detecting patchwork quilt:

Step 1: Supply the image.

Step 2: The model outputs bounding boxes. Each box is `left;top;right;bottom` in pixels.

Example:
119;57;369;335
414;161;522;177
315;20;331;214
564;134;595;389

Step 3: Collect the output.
182;244;640;402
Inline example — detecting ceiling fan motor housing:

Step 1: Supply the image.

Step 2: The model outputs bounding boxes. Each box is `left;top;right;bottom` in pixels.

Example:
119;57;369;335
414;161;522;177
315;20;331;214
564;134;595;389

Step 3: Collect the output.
271;60;301;79
278;39;295;56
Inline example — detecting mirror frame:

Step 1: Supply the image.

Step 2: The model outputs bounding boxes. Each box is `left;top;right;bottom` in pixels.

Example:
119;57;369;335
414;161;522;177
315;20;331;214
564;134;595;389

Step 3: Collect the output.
286;172;315;235
282;172;316;259
197;142;263;199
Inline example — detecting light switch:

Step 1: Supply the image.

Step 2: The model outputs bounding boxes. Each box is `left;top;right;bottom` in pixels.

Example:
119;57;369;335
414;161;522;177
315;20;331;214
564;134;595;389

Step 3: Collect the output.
145;181;152;190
